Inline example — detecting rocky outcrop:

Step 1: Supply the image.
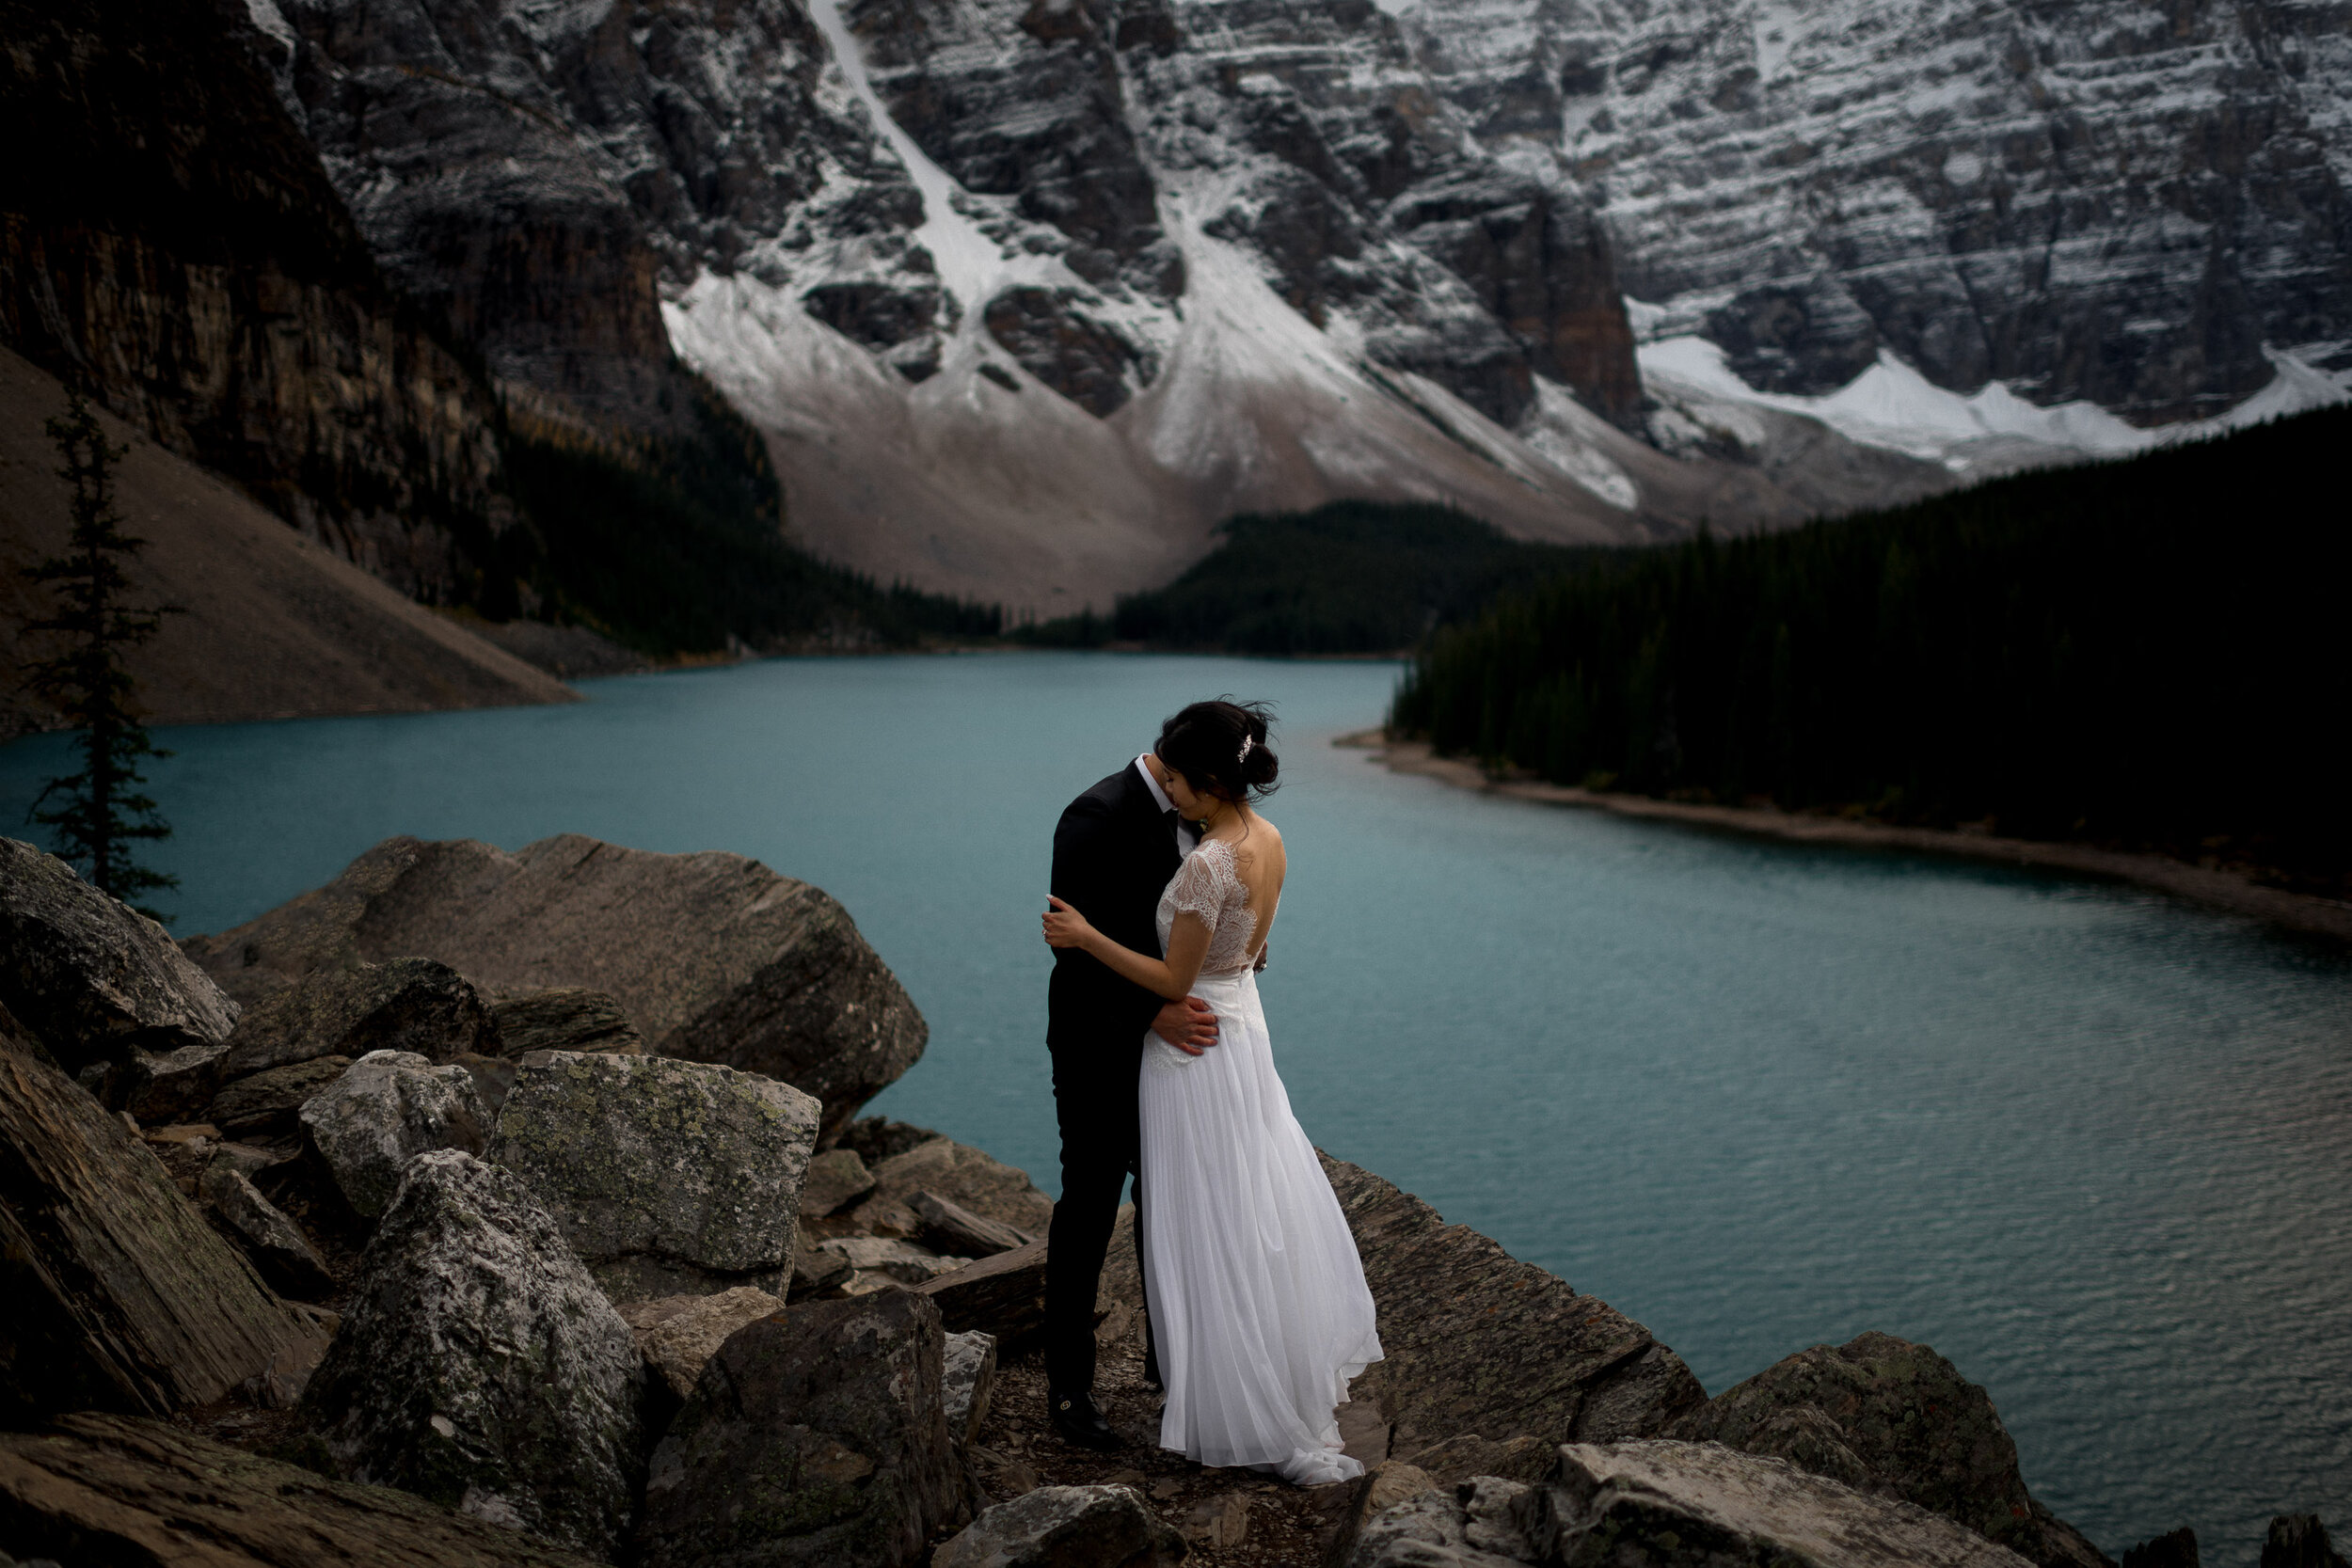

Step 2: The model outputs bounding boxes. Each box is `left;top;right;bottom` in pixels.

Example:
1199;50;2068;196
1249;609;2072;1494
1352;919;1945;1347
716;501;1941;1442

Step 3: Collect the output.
299;1050;494;1220
0;1413;607;1568
218;959;495;1080
0;838;237;1090
201;1163;339;1300
487;1050;821;1298
2124;1529;2201;1568
0;0;515;606
0;1027;325;1423
867;1132;1057;1236
916;1237;1052;1348
1401;0;2352;423
914;1191;1035;1258
635;1291;962;1568
489;989;644;1057
1350;1443;2040;1568
209;1055;353;1140
802;1147;881;1216
305;1150;646;1560
1320;1152;1705;1462
932;1484;1187;1568
183;834;928;1143
1668;1332;2107;1568
618;1287;787;1405
2266;1517;2351;1568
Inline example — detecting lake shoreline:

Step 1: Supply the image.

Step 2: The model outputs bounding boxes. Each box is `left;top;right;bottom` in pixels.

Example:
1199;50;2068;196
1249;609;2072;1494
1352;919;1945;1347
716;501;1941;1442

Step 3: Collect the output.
1345;731;2352;948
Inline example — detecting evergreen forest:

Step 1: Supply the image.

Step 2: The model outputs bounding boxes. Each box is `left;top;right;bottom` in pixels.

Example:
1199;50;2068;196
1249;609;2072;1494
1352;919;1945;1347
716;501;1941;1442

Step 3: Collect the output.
1390;407;2351;889
1022;500;1616;653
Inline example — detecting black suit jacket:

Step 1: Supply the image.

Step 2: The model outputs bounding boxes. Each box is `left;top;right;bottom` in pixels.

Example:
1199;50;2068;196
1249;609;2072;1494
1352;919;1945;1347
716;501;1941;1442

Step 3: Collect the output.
1048;763;1183;1053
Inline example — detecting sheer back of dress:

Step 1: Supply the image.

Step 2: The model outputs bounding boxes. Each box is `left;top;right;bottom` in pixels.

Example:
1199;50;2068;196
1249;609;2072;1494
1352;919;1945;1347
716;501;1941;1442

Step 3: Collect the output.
1155;838;1269;975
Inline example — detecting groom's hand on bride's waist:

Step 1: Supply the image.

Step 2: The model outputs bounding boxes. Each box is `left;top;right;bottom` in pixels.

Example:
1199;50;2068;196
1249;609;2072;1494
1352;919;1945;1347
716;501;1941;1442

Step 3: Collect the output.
1152;996;1219;1055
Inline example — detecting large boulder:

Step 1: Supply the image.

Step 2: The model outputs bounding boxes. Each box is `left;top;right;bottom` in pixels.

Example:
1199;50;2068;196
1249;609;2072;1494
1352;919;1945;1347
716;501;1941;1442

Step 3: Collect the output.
0;837;237;1095
0;1022;325;1423
488;1050;821;1298
933;1485;1186;1568
1319;1153;1706;1462
0;1413;607;1568
299;1050;493;1219
635;1291;961;1568
1669;1332;2109;1568
1349;1442;2039;1568
304;1150;646;1560
182;834;927;1143
216;958;496;1080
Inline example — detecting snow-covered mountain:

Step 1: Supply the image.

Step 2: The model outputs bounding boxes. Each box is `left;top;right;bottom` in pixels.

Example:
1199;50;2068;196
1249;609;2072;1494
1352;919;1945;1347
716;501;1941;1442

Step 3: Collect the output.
259;0;2350;609
1400;0;2352;424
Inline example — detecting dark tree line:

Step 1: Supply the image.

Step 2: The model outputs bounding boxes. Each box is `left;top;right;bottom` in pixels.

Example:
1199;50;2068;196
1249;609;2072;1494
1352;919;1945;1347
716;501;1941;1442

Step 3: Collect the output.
1022;500;1619;654
1391;406;2352;888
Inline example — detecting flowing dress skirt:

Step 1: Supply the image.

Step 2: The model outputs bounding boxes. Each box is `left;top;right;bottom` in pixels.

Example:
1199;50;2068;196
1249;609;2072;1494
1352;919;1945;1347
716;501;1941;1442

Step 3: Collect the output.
1137;966;1383;1483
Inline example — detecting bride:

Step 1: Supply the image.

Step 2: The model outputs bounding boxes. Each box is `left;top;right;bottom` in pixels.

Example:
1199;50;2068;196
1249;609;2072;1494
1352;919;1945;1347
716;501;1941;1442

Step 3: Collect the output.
1043;700;1383;1485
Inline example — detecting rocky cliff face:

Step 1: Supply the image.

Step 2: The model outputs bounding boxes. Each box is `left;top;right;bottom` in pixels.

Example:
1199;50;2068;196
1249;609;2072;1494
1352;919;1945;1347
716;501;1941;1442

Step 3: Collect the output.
1400;0;2352;424
0;0;516;607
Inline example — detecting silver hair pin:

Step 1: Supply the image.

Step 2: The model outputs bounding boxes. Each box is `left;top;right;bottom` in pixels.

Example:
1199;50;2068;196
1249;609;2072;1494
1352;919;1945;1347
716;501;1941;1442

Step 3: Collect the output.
1237;734;1255;765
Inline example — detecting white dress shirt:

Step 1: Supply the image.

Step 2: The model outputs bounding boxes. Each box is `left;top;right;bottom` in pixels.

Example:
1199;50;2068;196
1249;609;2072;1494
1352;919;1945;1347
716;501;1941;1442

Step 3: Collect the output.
1136;755;1200;859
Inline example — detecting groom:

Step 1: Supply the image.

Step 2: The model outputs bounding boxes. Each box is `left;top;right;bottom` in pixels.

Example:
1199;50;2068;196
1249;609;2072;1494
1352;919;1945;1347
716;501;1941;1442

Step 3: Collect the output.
1043;747;1220;1449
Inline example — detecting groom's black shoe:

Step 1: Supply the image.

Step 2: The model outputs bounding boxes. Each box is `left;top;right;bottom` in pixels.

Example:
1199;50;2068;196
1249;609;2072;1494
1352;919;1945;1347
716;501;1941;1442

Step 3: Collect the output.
1048;1388;1123;1451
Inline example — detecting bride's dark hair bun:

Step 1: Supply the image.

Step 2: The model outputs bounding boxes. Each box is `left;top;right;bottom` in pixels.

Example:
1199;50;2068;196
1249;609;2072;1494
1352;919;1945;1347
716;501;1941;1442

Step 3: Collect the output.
1157;698;1279;801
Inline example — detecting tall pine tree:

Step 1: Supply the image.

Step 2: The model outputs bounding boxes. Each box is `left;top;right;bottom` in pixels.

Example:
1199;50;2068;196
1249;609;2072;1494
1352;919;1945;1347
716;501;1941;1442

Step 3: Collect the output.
23;395;180;919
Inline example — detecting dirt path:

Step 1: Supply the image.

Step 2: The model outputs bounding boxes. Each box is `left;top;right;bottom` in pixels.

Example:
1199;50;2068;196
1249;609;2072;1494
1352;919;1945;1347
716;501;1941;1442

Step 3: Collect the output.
1343;732;2352;948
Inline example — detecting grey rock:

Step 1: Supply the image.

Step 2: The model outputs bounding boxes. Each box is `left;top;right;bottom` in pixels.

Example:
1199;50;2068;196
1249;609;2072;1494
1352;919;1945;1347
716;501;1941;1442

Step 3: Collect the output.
1352;1443;2041;1568
210;1055;352;1141
1319;1460;1442;1568
304;1149;645;1560
202;1164;338;1300
0;837;237;1083
1182;1490;1252;1549
617;1287;785;1405
836;1117;946;1165
488;1050;821;1298
0;1412;611;1568
932;1484;1186;1568
1667;1331;2108;1568
790;1230;857;1300
914;1190;1034;1259
1320;1153;1705;1461
818;1235;968;1285
2122;1529;2201;1568
870;1135;1056;1237
801;1147;879;1216
488;988;644;1058
915;1237;1050;1348
1406;1434;1556;1488
299;1051;492;1221
0;1020;325;1424
117;1039;232;1125
634;1292;960;1568
2265;1517;2350;1568
942;1329;998;1446
218;958;495;1081
183;835;927;1145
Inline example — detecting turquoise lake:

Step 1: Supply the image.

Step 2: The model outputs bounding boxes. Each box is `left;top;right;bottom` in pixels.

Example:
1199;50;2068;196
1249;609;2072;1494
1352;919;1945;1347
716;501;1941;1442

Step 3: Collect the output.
4;651;2345;1562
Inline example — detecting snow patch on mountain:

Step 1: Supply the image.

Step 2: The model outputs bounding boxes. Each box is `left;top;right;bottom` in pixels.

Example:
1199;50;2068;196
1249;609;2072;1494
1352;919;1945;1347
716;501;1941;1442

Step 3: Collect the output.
1642;334;2352;474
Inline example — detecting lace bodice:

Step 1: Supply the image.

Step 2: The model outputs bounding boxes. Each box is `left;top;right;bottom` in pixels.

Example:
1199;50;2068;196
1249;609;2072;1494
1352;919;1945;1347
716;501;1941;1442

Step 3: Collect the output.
1155;837;1267;977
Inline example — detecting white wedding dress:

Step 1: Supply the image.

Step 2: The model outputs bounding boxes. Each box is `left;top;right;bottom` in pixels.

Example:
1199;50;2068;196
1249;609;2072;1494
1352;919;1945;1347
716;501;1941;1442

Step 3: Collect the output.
1137;837;1384;1484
